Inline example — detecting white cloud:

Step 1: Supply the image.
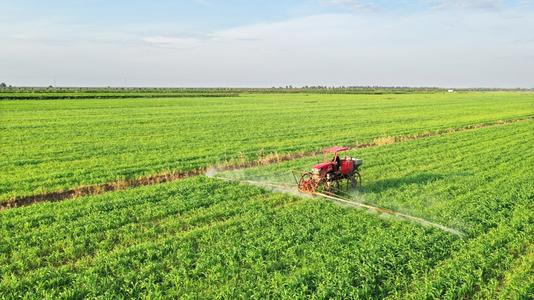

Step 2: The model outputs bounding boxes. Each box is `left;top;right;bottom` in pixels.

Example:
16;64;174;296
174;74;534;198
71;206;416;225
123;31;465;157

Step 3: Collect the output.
1;5;533;88
320;0;376;12
429;0;503;11
141;36;203;48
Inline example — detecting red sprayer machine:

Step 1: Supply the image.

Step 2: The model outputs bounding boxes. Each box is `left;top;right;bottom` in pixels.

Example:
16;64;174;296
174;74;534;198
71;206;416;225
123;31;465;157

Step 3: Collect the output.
294;146;362;194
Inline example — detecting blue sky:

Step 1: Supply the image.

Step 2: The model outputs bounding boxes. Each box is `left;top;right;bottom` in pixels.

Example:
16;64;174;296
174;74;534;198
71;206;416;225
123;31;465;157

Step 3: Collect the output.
1;0;533;87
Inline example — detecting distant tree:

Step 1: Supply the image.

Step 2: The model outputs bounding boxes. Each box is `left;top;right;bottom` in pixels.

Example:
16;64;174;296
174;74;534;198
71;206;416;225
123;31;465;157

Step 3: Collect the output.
0;82;6;89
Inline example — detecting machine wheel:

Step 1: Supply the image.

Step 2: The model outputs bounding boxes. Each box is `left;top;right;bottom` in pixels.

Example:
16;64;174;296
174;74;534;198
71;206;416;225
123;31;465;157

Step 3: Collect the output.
332;180;340;190
355;171;362;187
298;172;320;193
350;172;361;189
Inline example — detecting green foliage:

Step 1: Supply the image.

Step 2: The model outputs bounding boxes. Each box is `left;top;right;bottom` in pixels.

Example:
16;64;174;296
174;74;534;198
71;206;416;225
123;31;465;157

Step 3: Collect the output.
0;177;457;299
1;120;532;298
0;91;238;100
0;92;532;298
1;92;533;201
226;121;534;236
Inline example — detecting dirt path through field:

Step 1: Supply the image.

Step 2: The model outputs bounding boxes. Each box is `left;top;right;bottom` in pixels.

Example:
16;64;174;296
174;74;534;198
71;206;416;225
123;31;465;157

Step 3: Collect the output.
1;117;531;211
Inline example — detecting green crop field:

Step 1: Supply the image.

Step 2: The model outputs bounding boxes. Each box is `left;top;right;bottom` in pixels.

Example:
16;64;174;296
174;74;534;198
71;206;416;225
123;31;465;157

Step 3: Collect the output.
218;120;534;235
1;90;533;298
1;91;533;202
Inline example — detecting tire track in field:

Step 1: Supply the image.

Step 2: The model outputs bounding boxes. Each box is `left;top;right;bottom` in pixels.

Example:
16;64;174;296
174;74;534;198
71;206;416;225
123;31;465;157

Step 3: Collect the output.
1;117;532;211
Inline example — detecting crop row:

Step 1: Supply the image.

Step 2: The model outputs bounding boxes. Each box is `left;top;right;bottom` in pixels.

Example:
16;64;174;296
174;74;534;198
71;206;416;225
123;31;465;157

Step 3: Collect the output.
0;92;239;100
217;121;534;298
1;121;532;298
405;202;532;299
0;86;447;96
0;177;457;299
1;92;533;202
222;120;534;236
